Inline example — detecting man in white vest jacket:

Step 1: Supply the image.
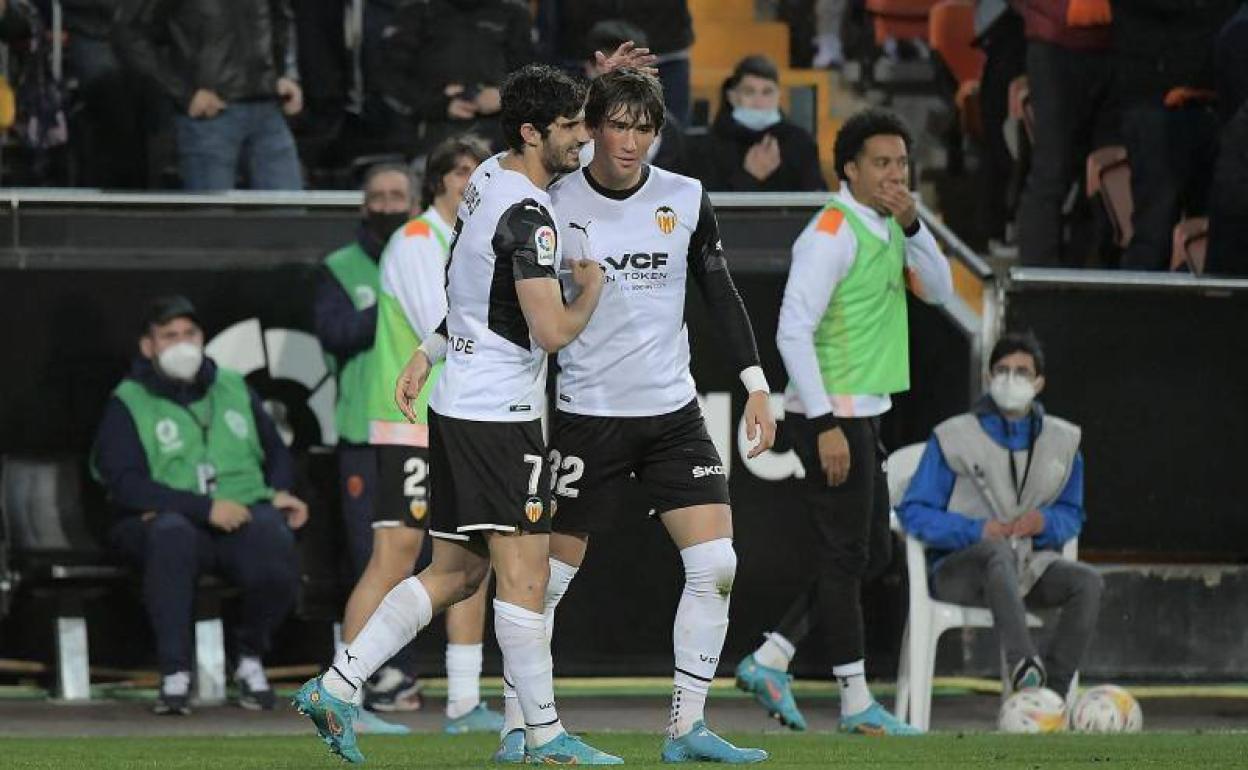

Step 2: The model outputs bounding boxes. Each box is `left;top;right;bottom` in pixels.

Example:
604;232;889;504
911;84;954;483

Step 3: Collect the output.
896;332;1103;699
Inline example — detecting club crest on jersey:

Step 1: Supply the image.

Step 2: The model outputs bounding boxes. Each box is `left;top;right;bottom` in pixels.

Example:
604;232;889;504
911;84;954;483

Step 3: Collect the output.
409;499;428;521
534;225;557;266
655;206;677;234
524;495;544;523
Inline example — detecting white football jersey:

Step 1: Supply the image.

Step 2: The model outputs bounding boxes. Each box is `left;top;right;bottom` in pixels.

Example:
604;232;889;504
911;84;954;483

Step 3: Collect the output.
550;165;720;417
430;154;561;422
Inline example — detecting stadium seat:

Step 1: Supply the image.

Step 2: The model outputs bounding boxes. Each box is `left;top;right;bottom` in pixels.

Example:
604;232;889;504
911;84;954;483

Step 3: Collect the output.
1086;146;1133;250
886;443;1078;732
866;0;942;46
929;1;984;137
1170;217;1210;275
0;454;231;703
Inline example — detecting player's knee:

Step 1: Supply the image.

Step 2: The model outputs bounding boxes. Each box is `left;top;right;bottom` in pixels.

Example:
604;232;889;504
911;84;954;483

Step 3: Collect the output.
682;537;737;598
458;558;490;599
372;528;423;579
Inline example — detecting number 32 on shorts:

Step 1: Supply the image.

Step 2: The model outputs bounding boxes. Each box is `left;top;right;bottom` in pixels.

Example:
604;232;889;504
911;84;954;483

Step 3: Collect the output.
547;450;584;498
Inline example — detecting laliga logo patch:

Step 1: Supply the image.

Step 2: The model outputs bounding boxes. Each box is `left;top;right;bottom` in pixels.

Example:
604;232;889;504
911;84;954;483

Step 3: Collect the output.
224;408;250;440
409;499;428;521
655;206;677;235
534;225;557;266
524;495;544;523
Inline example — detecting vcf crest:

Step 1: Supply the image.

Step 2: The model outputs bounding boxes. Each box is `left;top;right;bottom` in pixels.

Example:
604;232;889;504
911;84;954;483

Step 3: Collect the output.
655;205;677;235
524;496;544;523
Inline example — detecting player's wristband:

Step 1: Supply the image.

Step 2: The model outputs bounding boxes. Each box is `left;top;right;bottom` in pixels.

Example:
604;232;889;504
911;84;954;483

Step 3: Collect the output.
809;412;841;434
419;332;448;364
739;365;770;395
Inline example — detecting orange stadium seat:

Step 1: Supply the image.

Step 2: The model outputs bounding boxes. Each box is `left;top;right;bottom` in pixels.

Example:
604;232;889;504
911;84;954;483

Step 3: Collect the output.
1086;146;1133;250
1170;217;1209;275
866;0;942;45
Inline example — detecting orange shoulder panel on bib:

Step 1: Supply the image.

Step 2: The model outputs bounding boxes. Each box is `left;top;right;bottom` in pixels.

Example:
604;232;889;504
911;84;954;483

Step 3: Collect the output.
404;219;431;237
816;208;845;236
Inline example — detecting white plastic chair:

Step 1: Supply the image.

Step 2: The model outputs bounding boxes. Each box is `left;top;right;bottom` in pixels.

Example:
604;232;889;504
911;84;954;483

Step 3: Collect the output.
887;442;1077;731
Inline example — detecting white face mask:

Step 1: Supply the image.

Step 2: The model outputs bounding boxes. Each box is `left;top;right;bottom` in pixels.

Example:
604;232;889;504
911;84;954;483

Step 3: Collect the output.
989;372;1036;414
732;106;782;132
157;341;204;382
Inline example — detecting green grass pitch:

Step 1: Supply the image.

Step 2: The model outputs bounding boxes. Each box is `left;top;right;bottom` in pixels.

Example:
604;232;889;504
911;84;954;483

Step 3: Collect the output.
5;732;1248;769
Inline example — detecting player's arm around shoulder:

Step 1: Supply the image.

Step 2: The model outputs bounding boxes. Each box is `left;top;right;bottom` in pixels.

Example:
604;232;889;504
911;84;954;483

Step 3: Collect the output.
501;198;605;352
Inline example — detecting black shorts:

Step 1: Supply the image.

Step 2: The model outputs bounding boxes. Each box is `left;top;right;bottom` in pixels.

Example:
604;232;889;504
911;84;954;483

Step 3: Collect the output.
427;408;552;542
374;445;431;530
548;399;731;534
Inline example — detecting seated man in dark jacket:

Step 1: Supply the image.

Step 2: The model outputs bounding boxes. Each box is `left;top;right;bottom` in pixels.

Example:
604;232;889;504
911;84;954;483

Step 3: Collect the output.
688;55;827;192
93;296;308;715
114;0;304;190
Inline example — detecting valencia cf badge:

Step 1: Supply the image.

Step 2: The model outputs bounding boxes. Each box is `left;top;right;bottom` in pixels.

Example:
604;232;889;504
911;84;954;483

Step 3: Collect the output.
524;496;544;523
409;499;428;521
655;205;677;234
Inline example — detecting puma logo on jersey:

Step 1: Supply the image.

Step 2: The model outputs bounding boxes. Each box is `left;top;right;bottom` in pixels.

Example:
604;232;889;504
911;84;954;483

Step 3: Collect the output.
692;465;726;478
568;220;591;235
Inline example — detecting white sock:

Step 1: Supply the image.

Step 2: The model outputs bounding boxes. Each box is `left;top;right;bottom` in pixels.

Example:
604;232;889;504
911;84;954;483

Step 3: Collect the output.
753;632;795;672
834;659;873;716
670;538;736;739
162;670;191;696
445;643;484;719
501;558;578;734
544;557;579;640
494;599;563;748
322;576;433;703
235;656;268;691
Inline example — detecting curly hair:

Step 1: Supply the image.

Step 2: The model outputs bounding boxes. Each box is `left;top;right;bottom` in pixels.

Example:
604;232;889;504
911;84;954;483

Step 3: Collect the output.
500;64;588;152
832;108;912;182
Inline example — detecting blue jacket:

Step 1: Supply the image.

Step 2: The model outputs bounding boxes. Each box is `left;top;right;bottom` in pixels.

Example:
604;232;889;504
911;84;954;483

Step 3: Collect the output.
94;357;294;527
896;400;1084;561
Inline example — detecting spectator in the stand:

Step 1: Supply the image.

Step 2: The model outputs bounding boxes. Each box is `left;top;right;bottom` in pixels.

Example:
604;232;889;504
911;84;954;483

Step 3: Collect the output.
554;0;693;125
62;0;152;188
898;332;1101;701
380;0;533;156
1111;0;1236;271
580;20;686;174
290;0;352;179
975;0;1027;250
1207;2;1248;275
688;55;826;192
92;296;307;716
1015;0;1116;266
114;0;305;191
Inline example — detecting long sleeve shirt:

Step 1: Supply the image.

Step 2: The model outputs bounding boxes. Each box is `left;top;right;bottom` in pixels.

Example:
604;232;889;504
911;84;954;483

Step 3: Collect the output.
776;189;954;421
896;406;1085;558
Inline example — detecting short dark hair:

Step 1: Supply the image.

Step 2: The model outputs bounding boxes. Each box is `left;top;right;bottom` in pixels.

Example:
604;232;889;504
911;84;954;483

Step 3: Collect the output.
585;67;666;132
989;331;1046;376
728;55;780;87
832;108;912;182
421;134;491;209
361;161;411;193
142;294;200;335
585;19;649;59
500;64;588;152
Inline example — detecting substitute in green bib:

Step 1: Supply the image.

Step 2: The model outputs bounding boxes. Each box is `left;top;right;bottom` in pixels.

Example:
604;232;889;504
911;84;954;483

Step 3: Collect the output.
92;296;308;717
734;109;954;735
314;162;428;720
336;135;504;736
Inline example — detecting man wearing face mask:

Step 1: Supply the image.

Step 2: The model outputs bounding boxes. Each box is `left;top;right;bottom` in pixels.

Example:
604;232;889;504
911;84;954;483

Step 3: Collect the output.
688;55;826;192
92;296;308;716
735;108;952;735
313;162;426;718
897;332;1101;701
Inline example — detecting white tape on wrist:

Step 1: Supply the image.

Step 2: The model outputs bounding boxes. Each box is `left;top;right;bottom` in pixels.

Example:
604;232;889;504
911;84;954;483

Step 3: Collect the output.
420;333;448;364
739;365;770;395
